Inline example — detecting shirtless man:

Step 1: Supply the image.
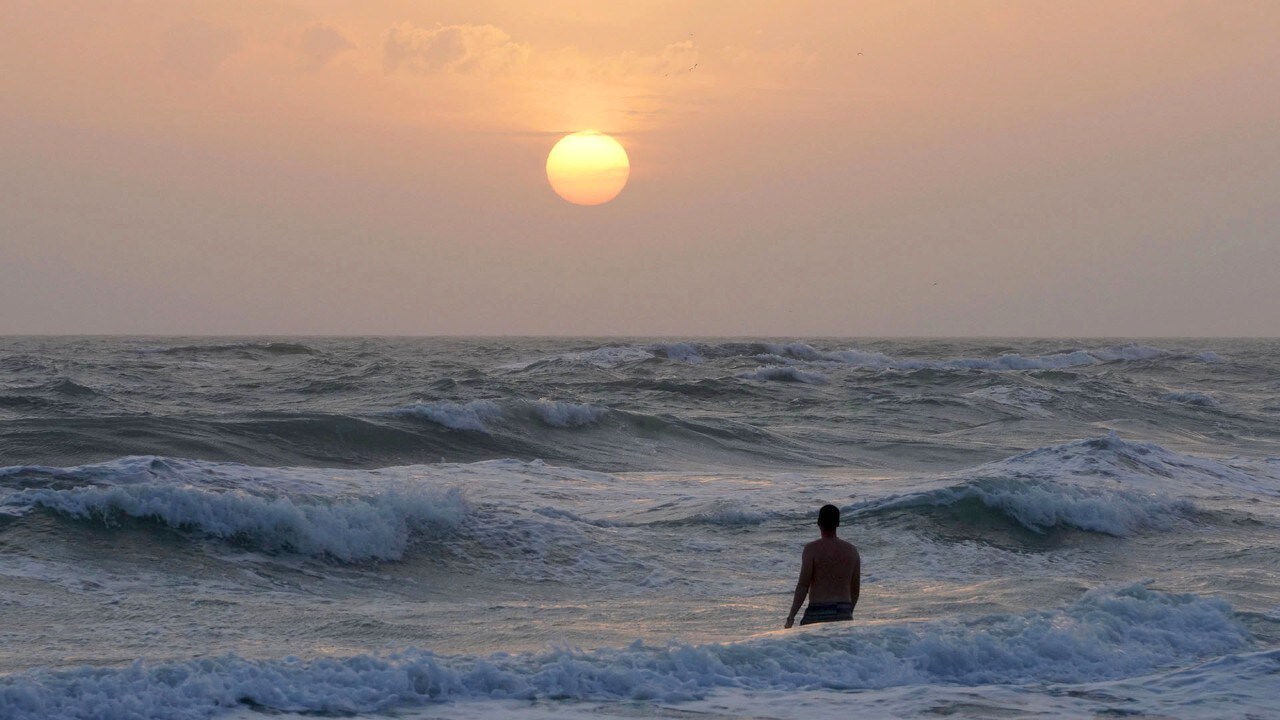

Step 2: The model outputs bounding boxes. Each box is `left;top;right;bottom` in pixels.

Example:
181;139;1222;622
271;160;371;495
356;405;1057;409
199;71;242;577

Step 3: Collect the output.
785;504;860;628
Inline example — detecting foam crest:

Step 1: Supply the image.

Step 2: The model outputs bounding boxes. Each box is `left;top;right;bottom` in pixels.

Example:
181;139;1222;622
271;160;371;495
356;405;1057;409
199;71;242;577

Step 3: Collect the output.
390;400;503;432
0;585;1247;718
860;477;1193;535
1090;344;1171;362
998;434;1264;491
531;400;608;428
741;366;829;384
763;342;893;366
4;483;468;561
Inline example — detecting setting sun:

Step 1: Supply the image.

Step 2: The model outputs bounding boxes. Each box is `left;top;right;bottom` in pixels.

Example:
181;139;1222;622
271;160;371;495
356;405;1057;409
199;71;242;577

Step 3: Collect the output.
545;131;630;206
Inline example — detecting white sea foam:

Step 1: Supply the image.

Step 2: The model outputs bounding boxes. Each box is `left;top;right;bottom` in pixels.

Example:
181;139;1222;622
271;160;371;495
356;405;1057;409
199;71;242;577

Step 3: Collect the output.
0;584;1247;719
740;365;829;384
391;400;503;432
4;483;468;562
531;399;608;427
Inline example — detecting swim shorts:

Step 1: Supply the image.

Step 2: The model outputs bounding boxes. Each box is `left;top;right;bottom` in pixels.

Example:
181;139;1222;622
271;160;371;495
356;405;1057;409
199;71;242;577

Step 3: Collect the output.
799;601;853;625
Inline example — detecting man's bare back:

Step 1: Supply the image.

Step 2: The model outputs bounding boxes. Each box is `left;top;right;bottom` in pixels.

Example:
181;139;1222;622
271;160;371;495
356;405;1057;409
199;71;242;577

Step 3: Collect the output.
786;504;861;628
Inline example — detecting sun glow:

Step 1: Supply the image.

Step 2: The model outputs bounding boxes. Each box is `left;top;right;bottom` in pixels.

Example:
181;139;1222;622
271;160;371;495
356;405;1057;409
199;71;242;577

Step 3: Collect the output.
545;131;630;206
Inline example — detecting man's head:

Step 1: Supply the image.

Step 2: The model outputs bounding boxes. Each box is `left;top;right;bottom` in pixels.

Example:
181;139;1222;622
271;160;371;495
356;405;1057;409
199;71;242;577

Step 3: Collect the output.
817;504;840;533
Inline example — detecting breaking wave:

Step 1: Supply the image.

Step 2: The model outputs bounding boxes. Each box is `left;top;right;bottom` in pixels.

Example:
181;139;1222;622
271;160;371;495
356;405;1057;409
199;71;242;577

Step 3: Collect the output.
530;399;608;427
846;434;1273;536
4;483;468;562
855;477;1194;536
0;584;1249;719
389;400;504;432
740;365;829;385
0;457;470;562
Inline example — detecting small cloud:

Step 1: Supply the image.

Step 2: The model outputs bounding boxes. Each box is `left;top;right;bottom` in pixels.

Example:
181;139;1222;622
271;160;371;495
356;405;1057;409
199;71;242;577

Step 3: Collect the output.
163;20;241;77
382;22;530;75
299;24;354;71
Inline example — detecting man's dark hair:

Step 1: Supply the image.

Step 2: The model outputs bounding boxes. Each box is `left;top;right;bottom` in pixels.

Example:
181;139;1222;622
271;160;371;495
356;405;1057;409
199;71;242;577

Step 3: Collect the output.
817;504;840;531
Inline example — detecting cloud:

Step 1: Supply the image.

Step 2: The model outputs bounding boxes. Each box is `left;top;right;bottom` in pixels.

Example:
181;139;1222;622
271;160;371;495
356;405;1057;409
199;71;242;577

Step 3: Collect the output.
299;24;354;71
382;23;530;75
547;41;699;81
162;20;241;77
617;40;700;77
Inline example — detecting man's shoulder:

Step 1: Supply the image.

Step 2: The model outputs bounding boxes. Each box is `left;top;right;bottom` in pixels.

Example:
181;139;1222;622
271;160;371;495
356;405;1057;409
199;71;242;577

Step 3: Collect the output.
807;537;857;552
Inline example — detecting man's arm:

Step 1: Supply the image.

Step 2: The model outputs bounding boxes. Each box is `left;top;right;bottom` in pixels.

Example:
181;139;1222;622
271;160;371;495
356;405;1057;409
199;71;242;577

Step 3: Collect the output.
849;548;861;611
785;545;814;629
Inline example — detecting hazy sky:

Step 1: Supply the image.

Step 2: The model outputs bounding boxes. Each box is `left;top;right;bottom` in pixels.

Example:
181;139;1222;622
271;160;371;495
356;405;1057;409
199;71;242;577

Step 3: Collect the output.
3;1;1277;336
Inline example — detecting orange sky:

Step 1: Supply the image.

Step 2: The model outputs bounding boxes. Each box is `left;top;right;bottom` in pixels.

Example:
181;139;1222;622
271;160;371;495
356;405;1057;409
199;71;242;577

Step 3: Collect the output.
2;1;1278;335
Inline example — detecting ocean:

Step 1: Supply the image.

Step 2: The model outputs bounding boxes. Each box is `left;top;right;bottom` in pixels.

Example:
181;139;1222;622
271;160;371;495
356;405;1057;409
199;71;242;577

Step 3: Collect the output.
1;337;1277;719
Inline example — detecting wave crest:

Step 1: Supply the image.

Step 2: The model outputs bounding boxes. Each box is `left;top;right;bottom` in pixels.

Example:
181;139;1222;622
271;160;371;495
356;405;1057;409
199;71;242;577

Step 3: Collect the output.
4;478;468;562
531;399;608;427
740;365;829;385
847;434;1272;536
389;400;503;432
857;477;1193;536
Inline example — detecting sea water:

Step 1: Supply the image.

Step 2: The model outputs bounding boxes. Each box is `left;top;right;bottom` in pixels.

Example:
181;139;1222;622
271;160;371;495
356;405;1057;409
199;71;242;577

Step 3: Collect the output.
0;337;1277;719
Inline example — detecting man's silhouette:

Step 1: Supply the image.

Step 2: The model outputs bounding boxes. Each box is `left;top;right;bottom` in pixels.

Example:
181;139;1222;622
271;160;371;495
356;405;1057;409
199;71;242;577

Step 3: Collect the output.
785;504;861;628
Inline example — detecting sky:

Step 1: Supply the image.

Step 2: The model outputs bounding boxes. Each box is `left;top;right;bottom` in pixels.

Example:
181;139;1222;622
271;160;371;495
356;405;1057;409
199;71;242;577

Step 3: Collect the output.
2;0;1278;336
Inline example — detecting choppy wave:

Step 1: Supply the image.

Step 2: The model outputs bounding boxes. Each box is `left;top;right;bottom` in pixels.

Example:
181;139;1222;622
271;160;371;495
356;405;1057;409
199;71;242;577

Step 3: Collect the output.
4;337;1256;474
0;584;1248;719
965;385;1054;417
150;342;316;356
510;341;1211;374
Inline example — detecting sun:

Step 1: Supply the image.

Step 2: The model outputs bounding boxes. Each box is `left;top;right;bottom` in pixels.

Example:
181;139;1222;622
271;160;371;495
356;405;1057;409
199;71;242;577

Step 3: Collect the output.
545;131;630;206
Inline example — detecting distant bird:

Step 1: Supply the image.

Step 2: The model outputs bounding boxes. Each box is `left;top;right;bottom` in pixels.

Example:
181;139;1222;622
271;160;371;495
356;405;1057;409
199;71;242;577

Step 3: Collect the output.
857;52;864;56
688;63;698;71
